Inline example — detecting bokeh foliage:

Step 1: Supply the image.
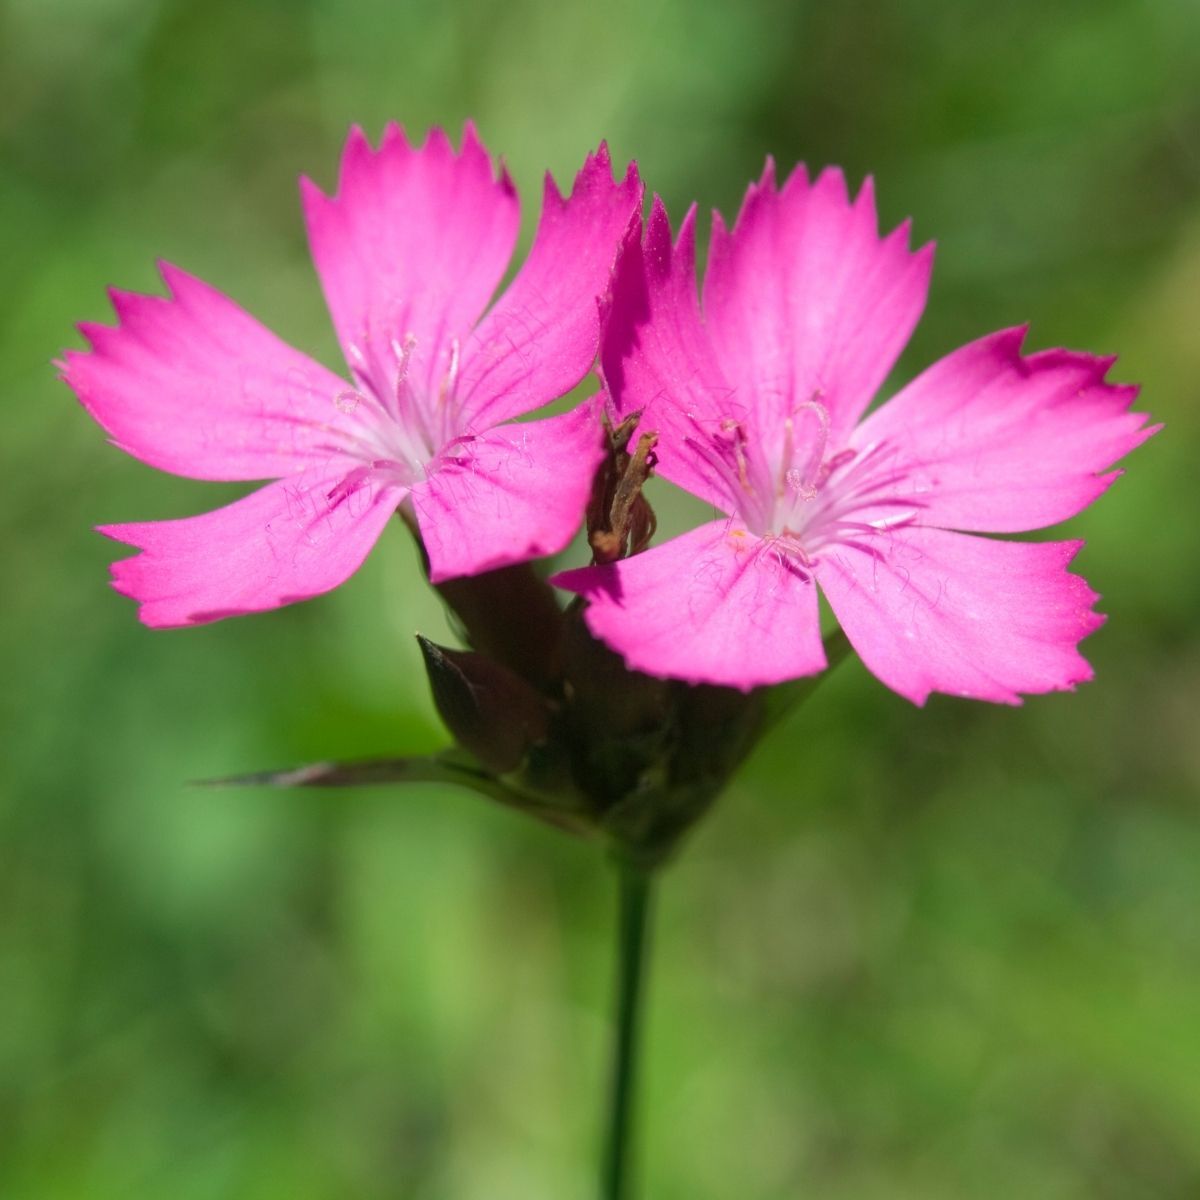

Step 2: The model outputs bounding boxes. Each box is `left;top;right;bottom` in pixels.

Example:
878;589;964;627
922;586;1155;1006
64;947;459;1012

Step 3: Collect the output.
2;0;1199;1195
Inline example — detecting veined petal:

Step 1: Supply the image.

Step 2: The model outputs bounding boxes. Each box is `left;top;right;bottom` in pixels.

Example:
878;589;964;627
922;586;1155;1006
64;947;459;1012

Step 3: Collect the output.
850;328;1159;533
413;399;606;583
552;521;827;691
702;162;933;448
102;464;405;627
815;527;1103;706
455;144;643;429
601;198;742;514
302;122;520;401
61;263;349;481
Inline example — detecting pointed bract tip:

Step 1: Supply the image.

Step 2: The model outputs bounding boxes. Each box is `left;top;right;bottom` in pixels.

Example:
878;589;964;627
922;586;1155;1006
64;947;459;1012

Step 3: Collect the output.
415;631;445;662
415;633;553;774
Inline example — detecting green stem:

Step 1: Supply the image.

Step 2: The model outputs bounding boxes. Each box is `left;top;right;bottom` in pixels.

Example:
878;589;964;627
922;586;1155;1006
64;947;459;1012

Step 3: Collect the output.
602;858;654;1200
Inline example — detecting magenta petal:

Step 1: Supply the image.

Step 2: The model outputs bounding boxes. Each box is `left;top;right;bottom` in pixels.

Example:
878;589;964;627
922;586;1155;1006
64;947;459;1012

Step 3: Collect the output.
702;162;933;446
851;327;1160;533
454;144;643;429
552;522;827;690
61;264;349;481
413;400;606;583
816;527;1104;706
302;122;520;399
601;198;741;513
102;466;405;627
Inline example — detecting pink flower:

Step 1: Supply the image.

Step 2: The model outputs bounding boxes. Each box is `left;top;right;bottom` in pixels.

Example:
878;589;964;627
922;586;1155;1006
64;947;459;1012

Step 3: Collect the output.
62;124;642;627
553;164;1158;704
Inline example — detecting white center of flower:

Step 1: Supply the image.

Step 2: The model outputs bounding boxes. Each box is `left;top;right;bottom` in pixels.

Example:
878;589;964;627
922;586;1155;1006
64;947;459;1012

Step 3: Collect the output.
318;332;473;498
684;397;919;568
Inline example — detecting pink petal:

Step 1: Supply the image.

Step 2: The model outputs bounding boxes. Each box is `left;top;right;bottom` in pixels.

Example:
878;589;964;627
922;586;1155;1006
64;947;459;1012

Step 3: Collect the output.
815;526;1104;706
454;144;643;429
102;465;406;627
412;399;606;583
60;264;350;481
702;162;933;448
601;198;743;514
302;122;520;401
552;521;827;690
851;327;1159;533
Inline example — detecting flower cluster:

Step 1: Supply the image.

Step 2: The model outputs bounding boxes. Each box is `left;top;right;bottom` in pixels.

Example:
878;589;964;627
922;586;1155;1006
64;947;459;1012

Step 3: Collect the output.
63;124;1155;709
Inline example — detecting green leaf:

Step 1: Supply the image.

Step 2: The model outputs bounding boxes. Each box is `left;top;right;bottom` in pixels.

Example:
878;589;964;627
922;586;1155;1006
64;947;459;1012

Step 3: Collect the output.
196;751;593;837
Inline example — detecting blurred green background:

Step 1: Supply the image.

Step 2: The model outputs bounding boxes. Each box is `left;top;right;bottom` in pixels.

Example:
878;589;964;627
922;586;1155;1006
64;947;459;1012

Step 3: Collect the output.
3;0;1199;1195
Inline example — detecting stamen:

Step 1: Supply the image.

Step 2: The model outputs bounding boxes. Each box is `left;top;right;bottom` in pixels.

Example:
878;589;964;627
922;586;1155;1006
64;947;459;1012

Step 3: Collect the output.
326;464;373;505
779;415;795;497
439;337;461;407
773;530;813;567
720;419;755;496
814;447;856;488
390;334;418;402
789;398;831;495
346;342;376;395
784;466;817;501
436;337;462;446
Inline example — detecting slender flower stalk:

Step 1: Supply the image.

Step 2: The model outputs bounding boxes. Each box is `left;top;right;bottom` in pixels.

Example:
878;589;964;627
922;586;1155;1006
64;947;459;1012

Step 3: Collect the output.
603;860;654;1200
